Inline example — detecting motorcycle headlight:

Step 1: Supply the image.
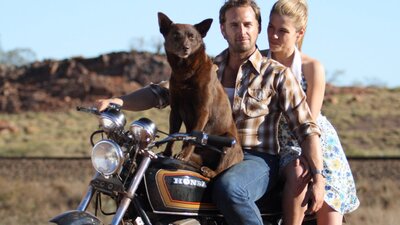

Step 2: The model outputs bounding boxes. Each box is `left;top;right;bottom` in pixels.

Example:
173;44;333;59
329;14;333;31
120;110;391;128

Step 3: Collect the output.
129;118;157;149
91;140;124;177
98;110;126;133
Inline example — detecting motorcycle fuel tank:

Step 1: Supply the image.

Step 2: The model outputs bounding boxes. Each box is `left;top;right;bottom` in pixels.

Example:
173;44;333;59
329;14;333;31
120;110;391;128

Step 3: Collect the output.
144;156;218;213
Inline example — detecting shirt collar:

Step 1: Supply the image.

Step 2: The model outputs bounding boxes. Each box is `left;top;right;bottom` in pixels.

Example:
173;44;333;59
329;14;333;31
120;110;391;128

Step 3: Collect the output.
265;46;302;83
247;47;263;75
214;47;263;75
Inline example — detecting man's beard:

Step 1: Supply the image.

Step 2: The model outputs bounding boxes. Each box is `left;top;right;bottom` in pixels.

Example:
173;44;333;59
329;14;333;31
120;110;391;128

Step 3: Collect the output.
231;41;253;53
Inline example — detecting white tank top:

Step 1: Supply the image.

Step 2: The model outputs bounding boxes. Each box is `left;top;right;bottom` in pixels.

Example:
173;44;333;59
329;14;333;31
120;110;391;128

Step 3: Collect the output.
224;87;235;107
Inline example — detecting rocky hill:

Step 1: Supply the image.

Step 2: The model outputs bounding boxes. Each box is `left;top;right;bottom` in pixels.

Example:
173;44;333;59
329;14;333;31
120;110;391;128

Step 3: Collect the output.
0;50;371;113
0;51;171;113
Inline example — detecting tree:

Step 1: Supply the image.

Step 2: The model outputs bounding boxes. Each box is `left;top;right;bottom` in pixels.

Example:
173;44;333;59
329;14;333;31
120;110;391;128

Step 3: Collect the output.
0;37;36;66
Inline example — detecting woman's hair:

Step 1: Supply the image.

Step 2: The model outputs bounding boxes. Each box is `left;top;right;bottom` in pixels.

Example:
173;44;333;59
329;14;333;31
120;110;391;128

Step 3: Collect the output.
270;0;308;50
219;0;262;33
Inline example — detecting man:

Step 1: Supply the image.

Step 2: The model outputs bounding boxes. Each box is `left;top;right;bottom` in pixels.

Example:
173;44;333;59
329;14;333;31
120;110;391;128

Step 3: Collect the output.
96;1;325;224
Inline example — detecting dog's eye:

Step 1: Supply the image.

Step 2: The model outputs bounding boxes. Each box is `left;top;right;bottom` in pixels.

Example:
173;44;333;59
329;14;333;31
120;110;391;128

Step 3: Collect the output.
187;33;195;40
173;33;182;40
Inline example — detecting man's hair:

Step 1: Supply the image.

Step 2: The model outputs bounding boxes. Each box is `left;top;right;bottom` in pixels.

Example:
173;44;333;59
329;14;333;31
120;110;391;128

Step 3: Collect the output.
219;0;262;32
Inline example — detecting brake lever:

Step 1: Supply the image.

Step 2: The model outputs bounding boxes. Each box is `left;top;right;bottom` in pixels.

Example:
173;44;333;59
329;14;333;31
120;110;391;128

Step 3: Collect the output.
152;133;194;148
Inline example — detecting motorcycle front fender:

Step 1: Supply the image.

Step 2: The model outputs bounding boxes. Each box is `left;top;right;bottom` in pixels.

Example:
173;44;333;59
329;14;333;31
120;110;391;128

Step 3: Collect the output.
49;210;103;225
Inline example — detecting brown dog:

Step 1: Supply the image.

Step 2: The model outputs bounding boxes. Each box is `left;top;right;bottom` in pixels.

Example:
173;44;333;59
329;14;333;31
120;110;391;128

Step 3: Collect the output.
158;12;243;178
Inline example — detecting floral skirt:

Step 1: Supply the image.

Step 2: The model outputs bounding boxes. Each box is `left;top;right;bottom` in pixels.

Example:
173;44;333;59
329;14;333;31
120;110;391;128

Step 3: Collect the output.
278;115;360;214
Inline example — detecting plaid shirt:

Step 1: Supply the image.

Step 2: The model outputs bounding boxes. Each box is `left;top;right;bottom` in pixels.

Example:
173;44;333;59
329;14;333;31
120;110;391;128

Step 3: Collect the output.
150;48;320;155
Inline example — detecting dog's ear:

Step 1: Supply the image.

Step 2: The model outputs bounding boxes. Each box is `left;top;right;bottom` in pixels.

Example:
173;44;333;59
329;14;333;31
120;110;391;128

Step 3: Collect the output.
194;18;213;38
158;12;173;37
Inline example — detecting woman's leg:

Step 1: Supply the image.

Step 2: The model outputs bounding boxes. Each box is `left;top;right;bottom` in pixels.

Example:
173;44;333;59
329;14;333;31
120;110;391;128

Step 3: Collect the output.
282;158;309;225
316;202;343;225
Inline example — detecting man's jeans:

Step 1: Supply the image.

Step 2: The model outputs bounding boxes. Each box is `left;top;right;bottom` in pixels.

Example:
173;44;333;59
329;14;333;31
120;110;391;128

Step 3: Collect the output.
212;151;279;225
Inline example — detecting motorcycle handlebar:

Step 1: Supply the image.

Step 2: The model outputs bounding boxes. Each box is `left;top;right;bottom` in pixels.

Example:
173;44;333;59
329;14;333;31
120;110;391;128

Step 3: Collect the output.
153;131;236;152
76;106;100;115
190;130;236;148
76;103;122;115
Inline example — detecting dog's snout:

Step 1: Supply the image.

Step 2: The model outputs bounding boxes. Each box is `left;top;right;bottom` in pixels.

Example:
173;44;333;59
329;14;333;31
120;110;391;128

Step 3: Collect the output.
183;38;191;48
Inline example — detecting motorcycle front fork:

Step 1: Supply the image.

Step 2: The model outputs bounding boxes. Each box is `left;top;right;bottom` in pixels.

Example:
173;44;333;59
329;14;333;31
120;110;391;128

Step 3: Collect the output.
76;156;153;225
77;173;99;211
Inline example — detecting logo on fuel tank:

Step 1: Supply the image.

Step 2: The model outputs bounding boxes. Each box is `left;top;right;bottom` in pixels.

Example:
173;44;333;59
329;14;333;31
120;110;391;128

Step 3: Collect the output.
172;176;207;188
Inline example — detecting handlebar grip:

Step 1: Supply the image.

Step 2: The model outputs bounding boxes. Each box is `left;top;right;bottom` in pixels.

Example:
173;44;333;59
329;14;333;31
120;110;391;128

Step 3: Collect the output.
107;103;122;111
191;131;236;148
207;134;236;148
76;103;121;115
76;106;100;115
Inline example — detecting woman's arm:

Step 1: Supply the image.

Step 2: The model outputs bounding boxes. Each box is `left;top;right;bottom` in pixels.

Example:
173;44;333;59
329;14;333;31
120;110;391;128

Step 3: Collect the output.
301;53;326;120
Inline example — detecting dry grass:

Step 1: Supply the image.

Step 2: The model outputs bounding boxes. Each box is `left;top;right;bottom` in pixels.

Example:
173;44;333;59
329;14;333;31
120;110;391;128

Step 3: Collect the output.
0;178;87;225
0;158;399;225
2;87;399;158
322;88;400;156
346;179;400;225
0;158;93;225
0;108;170;157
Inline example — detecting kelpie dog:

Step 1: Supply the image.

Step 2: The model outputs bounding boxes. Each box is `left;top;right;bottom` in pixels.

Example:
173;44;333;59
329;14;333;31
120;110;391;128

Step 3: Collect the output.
158;12;243;178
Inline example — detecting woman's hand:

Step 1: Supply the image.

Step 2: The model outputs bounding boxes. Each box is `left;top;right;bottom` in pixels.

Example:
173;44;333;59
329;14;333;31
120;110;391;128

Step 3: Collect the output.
95;98;123;112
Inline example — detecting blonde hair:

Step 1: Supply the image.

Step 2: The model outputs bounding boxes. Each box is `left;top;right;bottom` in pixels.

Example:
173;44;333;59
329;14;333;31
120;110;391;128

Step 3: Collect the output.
270;0;308;50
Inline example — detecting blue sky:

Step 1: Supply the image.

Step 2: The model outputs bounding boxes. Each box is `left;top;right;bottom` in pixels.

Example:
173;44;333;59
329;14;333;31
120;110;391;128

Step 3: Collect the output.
1;0;399;87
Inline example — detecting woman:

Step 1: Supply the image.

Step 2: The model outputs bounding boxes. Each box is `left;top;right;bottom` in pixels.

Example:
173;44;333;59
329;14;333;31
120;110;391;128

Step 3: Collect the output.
265;0;360;225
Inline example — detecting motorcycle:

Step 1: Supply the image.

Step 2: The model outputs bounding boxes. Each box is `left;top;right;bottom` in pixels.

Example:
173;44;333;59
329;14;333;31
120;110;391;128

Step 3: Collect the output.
50;104;316;225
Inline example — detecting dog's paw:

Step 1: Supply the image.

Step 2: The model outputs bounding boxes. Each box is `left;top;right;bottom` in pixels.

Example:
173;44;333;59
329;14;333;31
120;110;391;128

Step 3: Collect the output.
175;152;190;161
200;166;216;178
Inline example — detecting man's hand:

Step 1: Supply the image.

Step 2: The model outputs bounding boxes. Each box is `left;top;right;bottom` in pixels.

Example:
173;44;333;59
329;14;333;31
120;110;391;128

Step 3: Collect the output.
305;175;325;214
95;98;123;112
295;156;312;195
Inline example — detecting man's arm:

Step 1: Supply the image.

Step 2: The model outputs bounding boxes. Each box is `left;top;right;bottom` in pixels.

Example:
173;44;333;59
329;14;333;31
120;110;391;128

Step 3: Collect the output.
96;81;170;112
120;86;160;111
277;68;325;213
300;134;325;214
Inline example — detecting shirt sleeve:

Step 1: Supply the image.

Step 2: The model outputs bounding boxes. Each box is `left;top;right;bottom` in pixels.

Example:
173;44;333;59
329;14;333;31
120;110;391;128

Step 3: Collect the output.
148;80;170;109
278;68;321;144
